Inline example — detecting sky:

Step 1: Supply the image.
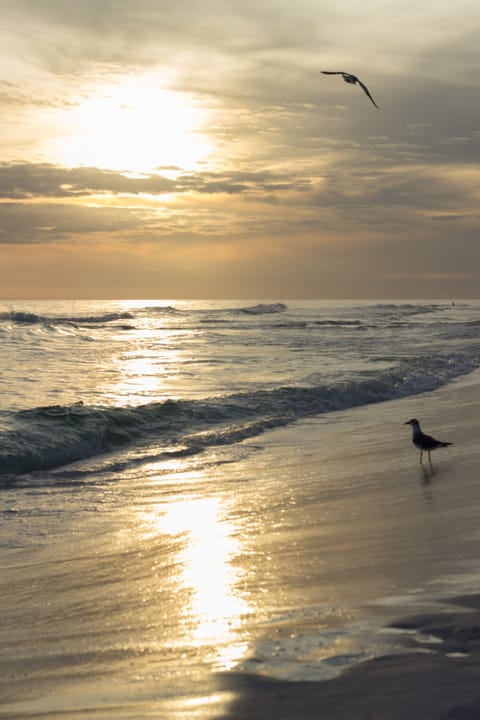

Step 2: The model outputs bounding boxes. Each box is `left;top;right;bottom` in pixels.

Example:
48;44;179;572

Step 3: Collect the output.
0;0;479;299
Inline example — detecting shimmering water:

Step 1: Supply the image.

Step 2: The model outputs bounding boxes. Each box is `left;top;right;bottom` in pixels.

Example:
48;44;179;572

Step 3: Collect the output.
1;299;480;718
1;299;479;476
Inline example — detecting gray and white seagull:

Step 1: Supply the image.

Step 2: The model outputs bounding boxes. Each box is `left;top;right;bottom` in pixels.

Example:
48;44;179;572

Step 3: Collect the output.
404;418;453;465
321;71;379;108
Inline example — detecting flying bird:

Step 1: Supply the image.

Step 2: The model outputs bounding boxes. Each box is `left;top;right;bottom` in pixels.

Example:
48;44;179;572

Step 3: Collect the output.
321;71;379;108
404;418;453;465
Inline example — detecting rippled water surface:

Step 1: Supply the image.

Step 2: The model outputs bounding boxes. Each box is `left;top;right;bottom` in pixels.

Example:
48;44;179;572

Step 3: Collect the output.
1;300;480;718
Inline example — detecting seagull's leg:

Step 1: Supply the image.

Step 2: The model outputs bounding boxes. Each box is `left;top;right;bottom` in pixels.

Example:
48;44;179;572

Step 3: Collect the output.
428;451;432;466
419;449;423;464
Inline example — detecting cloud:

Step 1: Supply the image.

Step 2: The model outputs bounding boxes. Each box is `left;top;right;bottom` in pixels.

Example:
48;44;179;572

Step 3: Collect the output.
2;0;332;86
0;163;176;198
429;213;480;222
0;162;316;200
0;201;143;243
1;0;480;297
1;156;479;250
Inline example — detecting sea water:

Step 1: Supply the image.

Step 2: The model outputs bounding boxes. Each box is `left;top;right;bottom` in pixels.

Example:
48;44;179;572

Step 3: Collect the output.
1;299;479;476
1;299;480;718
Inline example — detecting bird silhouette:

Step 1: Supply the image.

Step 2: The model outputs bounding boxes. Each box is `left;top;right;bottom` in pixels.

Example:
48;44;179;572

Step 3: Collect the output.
321;71;379;108
404;418;452;465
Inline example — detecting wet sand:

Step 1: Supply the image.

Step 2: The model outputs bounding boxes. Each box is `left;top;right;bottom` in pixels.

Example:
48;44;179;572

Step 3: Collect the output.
217;370;480;719
1;371;480;719
219;595;480;719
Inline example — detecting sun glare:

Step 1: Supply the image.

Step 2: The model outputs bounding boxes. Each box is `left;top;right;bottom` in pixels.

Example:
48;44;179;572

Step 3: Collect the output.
142;495;250;669
46;75;214;173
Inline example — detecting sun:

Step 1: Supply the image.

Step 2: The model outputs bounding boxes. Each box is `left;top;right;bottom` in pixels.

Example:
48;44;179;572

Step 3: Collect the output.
46;74;214;174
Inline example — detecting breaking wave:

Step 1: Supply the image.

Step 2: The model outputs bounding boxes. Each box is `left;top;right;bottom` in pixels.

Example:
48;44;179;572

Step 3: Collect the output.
239;303;287;315
0;310;134;327
1;351;477;477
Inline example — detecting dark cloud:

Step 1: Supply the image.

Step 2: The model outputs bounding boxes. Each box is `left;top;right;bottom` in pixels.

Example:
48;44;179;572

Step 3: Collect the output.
0;162;314;200
0;201;142;243
0;163;176;198
1;0;480;296
430;213;480;222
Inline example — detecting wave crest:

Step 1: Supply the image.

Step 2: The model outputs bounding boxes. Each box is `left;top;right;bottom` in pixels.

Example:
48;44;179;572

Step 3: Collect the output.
1;351;477;477
0;310;135;327
239;303;287;315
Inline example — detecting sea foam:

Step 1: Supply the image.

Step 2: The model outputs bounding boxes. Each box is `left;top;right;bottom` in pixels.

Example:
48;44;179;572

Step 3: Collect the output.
1;350;477;477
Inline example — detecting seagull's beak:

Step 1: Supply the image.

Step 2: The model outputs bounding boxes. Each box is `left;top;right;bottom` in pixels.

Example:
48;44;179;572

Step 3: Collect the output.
403;420;411;425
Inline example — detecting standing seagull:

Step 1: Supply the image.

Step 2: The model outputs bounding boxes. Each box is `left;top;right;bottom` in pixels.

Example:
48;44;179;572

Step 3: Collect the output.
321;71;379;108
404;419;453;465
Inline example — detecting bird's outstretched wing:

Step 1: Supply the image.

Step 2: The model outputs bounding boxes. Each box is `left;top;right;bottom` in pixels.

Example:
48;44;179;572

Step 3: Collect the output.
356;78;379;108
321;70;379;108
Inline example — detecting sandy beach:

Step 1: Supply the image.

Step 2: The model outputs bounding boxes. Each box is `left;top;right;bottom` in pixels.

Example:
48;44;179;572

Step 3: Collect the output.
1;370;480;719
220;595;480;719
216;370;480;719
1;0;480;709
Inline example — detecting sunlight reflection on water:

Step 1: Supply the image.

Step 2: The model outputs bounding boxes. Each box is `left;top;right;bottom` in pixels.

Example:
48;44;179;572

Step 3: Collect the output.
141;495;250;670
104;323;186;405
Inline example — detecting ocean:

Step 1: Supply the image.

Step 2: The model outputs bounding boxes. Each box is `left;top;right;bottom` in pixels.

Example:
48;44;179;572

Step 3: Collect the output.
2;299;479;477
1;299;480;718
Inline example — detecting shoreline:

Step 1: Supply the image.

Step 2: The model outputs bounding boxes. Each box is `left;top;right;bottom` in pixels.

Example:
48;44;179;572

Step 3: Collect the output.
216;370;480;719
1;370;480;720
219;593;480;719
